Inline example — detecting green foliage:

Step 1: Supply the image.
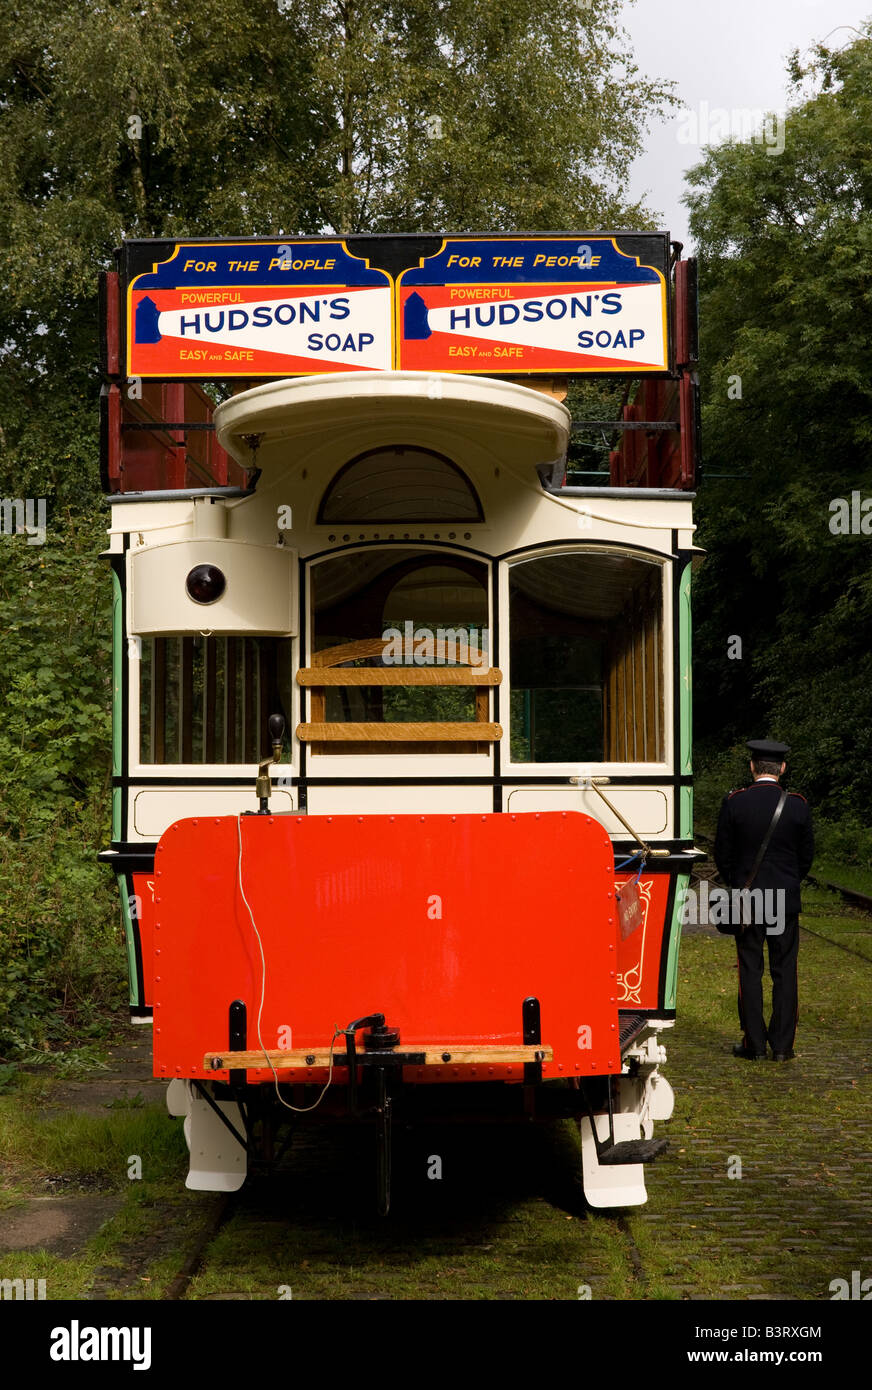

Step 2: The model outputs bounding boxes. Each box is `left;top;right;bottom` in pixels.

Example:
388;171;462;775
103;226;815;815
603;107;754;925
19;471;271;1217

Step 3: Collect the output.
0;517;124;1055
686;26;872;816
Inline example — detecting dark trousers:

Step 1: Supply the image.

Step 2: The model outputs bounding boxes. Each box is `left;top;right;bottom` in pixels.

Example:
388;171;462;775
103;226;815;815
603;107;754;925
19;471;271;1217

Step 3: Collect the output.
736;913;800;1055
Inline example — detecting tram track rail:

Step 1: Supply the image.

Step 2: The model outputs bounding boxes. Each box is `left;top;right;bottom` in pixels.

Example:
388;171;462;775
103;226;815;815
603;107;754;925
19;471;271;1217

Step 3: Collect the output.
162;1193;237;1301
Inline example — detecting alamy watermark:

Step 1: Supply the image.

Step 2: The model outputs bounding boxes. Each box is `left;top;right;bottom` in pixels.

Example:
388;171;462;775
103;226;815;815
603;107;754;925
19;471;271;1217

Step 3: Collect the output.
381;622;489;666
676;102;786;156
828;492;872;535
1;1277;46;1300
681;881;785;935
1;498;46;546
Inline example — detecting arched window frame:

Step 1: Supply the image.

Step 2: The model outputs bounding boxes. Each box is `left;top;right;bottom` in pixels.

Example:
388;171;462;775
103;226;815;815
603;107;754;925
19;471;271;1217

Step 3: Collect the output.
317;446;484;524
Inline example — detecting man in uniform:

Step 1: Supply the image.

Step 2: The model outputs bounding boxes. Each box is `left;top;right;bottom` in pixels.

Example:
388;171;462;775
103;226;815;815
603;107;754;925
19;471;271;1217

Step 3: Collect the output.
714;739;814;1061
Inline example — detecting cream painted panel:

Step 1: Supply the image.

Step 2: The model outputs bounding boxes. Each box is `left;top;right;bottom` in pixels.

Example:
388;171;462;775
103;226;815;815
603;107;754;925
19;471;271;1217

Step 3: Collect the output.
304;754;493;780
129;538;296;635
305;784;492;816
133;788;295;837
214;372;570;473
505;786;670;836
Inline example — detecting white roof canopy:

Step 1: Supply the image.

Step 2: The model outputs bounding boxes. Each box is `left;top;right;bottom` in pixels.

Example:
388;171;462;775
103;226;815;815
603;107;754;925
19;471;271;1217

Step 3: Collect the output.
213;372;570;479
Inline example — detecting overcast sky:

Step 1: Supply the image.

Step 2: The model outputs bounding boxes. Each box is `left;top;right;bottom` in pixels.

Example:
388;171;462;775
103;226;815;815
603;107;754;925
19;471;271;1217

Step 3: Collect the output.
620;0;872;247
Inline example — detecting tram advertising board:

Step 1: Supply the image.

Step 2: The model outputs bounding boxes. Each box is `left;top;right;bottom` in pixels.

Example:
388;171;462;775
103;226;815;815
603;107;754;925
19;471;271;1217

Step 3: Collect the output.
121;233;671;378
125;240;394;378
396;236;669;374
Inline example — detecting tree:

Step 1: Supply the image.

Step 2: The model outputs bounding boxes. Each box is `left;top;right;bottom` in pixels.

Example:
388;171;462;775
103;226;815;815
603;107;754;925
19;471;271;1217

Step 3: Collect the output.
685;26;872;817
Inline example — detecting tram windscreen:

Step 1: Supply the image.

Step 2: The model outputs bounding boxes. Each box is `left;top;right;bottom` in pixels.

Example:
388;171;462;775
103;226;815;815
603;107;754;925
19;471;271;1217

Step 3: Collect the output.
509;552;664;764
310;550;491;753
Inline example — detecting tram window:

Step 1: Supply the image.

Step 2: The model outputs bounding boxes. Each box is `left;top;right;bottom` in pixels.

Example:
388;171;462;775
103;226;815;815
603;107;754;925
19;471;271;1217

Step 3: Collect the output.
509;553;663;763
309;549;490;753
318;448;482;522
139;635;292;764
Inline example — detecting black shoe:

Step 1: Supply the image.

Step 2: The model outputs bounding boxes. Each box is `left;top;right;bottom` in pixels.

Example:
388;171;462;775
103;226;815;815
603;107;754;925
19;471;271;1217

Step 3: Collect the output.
732;1043;766;1060
771;1050;795;1062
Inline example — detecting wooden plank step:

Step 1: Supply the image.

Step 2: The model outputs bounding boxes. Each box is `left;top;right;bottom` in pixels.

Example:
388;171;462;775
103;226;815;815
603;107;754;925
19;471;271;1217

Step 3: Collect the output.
296;721;502;742
297;667;502;686
203;1044;553;1070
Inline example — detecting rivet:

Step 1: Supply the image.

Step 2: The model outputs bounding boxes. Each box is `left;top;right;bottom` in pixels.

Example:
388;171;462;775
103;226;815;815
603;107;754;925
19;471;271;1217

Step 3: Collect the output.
155;975;160;982
154;896;161;904
269;817;274;824
192;819;198;826
215;818;221;825
610;1024;616;1030
156;869;162;877
158;844;165;851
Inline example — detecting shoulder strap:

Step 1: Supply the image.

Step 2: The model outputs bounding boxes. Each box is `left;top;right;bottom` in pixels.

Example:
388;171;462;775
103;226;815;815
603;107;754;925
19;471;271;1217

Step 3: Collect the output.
744;789;788;890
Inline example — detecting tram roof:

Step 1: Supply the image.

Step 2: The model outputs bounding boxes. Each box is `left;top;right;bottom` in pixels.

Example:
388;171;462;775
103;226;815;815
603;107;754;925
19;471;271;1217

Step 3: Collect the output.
213;372;570;477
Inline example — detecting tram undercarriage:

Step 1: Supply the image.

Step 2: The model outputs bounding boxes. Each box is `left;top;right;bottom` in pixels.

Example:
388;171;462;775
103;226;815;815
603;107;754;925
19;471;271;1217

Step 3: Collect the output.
167;1020;675;1213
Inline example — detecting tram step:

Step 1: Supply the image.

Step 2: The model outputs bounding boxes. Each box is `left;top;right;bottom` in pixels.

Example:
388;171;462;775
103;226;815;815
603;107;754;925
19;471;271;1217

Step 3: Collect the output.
597;1138;669;1166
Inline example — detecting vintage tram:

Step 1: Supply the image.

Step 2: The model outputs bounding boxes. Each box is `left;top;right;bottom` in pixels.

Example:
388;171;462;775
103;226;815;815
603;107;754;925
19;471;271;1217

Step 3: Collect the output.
99;233;700;1210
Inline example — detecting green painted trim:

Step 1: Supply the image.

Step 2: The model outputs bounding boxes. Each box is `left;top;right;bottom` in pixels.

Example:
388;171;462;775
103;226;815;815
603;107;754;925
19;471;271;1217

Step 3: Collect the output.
112;786;122;842
680;784;693;839
116;872;139;1008
679;563;692;775
111;570;123;778
664;873;689;1010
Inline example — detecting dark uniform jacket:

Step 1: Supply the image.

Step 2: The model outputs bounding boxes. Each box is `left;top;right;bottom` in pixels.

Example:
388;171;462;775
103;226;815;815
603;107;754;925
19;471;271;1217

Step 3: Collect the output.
714;780;814;915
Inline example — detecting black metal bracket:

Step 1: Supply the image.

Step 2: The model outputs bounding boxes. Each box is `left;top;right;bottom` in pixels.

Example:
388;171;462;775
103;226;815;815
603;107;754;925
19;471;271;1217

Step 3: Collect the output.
375;1067;392;1217
229;1000;247;1090
522;996;542;1085
190;1080;250;1153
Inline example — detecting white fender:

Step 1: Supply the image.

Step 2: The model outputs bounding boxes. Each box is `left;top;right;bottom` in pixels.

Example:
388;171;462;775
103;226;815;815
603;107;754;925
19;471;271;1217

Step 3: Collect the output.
580;1113;648;1208
165;1079;248;1192
166;1077;189;1117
